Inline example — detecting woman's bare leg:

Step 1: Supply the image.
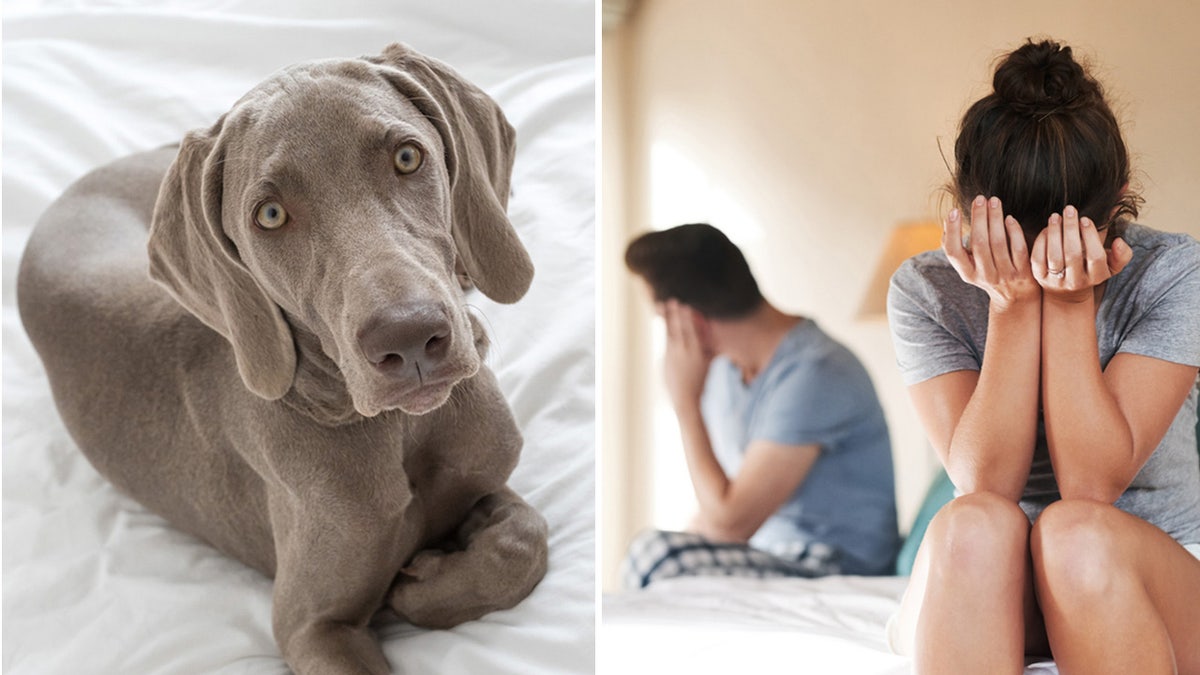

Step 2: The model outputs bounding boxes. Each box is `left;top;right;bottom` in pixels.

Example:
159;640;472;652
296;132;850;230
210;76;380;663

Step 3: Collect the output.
1032;500;1200;675
893;492;1046;674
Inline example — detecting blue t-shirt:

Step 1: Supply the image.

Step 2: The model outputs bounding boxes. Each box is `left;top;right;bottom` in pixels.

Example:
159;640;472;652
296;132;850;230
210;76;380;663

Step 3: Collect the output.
701;319;901;575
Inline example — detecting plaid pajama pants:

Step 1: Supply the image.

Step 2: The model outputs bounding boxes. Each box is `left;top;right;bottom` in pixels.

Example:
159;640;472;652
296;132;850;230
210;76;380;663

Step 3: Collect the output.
621;529;843;590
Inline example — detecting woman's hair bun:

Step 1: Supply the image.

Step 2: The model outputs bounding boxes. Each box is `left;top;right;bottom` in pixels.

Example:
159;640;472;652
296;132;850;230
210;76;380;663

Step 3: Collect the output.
992;39;1100;117
951;37;1139;236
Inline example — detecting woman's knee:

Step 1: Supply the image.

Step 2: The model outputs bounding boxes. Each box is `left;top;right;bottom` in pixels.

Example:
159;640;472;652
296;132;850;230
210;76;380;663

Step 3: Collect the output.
924;492;1030;571
1031;500;1125;601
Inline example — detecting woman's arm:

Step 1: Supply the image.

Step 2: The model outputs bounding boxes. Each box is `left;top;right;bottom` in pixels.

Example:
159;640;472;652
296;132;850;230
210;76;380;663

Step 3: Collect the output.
662;301;819;542
1034;207;1197;502
907;196;1043;500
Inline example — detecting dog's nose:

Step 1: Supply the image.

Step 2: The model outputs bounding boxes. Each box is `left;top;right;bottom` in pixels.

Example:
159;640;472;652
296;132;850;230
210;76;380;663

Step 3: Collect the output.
357;303;452;376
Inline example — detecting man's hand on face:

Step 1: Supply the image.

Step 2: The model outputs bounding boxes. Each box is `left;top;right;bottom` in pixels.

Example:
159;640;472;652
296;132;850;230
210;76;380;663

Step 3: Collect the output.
662;299;715;410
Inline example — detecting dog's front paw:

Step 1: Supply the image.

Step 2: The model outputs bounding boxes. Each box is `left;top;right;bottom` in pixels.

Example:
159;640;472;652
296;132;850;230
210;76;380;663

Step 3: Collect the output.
397;549;446;582
388;494;547;630
389;549;494;629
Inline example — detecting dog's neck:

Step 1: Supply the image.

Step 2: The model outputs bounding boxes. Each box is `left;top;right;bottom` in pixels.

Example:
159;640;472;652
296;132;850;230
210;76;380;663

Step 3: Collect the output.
280;322;364;427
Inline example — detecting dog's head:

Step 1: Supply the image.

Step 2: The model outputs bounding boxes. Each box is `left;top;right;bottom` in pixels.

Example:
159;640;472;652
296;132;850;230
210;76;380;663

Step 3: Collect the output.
148;43;533;416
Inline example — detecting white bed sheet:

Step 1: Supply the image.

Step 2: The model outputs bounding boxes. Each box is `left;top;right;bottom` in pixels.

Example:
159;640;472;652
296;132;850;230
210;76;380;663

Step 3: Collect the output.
2;2;595;673
601;576;1061;674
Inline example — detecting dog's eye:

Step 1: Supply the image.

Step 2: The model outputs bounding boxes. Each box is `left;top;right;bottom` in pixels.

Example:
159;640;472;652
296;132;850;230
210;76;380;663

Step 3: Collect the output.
254;201;288;230
393;143;423;175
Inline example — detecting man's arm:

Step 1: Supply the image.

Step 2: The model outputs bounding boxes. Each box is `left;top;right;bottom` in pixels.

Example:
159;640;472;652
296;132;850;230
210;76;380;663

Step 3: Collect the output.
662;300;819;542
677;400;818;542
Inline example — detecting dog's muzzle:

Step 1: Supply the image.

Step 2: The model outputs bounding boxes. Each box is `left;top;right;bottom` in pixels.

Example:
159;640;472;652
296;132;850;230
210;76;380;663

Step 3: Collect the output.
358;302;453;378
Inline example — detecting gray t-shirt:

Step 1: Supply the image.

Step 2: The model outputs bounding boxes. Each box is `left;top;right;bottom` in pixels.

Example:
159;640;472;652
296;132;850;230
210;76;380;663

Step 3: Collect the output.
702;319;901;574
887;223;1200;545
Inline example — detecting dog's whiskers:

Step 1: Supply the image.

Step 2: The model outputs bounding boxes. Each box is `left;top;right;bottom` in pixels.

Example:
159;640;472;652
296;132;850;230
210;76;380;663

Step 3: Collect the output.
465;303;501;360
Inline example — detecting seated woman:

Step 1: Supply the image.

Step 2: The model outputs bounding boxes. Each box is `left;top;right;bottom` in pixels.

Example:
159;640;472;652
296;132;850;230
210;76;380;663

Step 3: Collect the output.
622;223;900;588
887;39;1200;673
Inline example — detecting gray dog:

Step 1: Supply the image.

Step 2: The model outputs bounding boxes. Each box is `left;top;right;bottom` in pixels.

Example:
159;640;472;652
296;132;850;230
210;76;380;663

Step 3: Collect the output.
17;43;548;674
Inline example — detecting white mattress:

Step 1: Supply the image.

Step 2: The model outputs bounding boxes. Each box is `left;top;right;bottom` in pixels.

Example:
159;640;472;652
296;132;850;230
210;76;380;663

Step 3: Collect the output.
2;1;595;673
602;576;1061;674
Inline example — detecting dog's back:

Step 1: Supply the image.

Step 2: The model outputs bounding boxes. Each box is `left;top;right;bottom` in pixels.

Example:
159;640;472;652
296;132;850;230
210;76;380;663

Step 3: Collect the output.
17;148;277;573
19;147;188;452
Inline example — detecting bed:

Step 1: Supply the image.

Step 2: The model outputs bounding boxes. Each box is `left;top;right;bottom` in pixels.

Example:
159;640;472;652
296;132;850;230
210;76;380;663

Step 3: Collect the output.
603;576;1069;674
2;1;594;673
601;472;1062;675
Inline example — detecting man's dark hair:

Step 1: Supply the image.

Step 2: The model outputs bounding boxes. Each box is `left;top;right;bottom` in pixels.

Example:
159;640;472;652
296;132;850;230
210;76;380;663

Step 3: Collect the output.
624;223;763;319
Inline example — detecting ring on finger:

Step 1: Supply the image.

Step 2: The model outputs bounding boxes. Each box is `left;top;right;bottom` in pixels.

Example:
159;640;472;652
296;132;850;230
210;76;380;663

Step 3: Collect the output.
1047;267;1066;278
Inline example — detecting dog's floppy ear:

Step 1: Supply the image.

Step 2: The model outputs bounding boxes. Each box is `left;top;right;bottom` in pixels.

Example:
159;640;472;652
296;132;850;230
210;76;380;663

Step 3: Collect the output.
367;42;534;304
148;122;297;400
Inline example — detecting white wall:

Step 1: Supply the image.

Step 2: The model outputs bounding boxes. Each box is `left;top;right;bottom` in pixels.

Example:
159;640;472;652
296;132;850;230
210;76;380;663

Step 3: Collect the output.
602;0;1200;590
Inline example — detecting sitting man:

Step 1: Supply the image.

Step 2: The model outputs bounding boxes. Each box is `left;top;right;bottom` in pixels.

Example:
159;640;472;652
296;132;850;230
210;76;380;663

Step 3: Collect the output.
623;223;900;587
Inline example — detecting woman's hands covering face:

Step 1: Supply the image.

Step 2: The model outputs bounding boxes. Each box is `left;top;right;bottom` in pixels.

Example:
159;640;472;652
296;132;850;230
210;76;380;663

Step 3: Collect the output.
944;197;1133;308
1031;205;1133;304
943;195;1041;312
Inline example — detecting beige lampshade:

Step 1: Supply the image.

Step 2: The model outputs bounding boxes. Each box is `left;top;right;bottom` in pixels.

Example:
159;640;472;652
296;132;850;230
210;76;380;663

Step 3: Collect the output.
857;220;943;318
